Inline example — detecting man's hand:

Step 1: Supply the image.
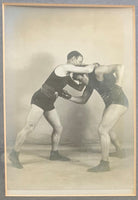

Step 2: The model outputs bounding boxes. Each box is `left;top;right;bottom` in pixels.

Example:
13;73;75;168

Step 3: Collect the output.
93;63;100;68
60;89;72;100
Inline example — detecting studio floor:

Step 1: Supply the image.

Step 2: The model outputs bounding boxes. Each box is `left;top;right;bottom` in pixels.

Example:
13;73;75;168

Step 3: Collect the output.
6;144;135;196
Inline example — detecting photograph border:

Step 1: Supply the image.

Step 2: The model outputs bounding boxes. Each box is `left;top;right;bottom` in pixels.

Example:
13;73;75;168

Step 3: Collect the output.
0;0;137;199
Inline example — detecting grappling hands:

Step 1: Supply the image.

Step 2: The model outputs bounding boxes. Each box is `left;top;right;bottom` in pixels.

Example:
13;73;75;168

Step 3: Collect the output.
59;89;72;100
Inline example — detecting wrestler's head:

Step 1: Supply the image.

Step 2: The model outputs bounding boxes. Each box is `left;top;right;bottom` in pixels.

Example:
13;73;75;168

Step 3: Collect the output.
72;73;83;81
72;73;89;85
67;51;83;66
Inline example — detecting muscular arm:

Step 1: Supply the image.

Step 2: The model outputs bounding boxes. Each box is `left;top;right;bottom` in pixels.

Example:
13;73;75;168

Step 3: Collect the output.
95;64;124;86
114;65;124;86
56;64;95;75
69;86;94;104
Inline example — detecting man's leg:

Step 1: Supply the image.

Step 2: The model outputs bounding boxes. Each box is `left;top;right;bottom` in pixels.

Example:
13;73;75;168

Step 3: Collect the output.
44;109;70;161
9;104;44;168
109;131;126;158
88;104;127;172
109;131;121;151
102;108;121;151
102;108;122;154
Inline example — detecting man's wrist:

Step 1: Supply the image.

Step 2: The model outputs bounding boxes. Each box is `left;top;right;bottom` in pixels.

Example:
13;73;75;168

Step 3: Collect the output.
115;83;122;88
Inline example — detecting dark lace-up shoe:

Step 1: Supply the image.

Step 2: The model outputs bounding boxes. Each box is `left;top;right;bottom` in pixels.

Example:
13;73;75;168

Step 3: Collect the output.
87;160;110;172
49;150;70;161
9;150;23;169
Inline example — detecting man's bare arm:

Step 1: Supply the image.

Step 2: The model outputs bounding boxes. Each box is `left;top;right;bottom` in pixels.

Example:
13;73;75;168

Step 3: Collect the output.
95;64;124;86
69;86;94;104
60;64;95;74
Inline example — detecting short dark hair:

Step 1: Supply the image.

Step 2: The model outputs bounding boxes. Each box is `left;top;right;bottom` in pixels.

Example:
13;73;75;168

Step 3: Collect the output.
67;51;83;60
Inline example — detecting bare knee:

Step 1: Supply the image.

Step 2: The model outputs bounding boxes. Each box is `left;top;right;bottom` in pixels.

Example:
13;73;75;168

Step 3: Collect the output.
24;122;35;133
98;124;109;137
53;124;63;134
109;132;116;141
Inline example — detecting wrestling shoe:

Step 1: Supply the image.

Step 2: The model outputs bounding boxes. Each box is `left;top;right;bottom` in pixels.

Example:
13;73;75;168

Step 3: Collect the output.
87;160;110;172
109;150;126;158
9;149;23;169
49;150;70;161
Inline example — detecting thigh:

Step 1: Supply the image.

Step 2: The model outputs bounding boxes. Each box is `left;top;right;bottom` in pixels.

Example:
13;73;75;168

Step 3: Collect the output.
100;104;127;131
26;104;44;126
44;109;62;128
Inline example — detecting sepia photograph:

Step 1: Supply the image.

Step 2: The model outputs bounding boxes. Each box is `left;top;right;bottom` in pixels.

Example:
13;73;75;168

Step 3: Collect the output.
1;2;136;197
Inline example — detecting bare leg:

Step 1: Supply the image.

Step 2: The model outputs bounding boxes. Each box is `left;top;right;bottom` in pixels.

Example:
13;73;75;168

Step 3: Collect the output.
99;104;127;161
109;131;126;158
9;104;44;168
109;131;121;151
99;108;111;161
44;109;70;161
14;104;44;152
44;109;63;151
88;104;127;172
102;108;121;152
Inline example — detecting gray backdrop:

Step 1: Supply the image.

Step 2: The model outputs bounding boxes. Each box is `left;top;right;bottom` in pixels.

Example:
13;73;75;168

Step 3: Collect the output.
4;5;134;148
0;0;138;200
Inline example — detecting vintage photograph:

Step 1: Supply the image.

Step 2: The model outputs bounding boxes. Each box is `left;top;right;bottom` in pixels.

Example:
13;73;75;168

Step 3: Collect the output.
3;3;136;196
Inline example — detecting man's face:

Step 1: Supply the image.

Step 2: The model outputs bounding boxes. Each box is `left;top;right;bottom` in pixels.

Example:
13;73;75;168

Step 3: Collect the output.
72;56;83;65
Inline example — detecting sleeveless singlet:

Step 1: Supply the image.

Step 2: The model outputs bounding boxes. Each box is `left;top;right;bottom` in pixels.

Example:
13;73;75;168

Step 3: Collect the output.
31;70;70;111
42;70;69;95
87;70;128;108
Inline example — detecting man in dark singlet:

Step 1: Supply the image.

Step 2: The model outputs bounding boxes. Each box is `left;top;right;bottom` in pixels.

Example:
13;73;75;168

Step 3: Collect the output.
65;63;128;172
9;51;95;169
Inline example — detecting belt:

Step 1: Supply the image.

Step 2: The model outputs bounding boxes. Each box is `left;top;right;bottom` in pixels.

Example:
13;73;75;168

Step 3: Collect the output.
41;84;58;98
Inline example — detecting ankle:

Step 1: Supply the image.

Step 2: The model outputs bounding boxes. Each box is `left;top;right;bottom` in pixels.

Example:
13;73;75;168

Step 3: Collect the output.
101;158;109;162
100;160;109;164
13;148;20;153
12;149;20;156
51;150;58;153
115;146;121;151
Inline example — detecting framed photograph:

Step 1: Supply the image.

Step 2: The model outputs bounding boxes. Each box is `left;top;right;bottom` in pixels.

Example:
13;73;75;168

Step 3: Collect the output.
0;0;137;199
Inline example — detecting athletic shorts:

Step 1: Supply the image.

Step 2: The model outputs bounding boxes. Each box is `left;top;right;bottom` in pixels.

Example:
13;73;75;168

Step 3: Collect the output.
104;85;129;108
31;89;56;112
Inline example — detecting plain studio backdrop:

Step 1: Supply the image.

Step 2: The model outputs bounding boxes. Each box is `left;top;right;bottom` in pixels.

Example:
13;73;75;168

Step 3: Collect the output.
4;6;134;150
